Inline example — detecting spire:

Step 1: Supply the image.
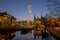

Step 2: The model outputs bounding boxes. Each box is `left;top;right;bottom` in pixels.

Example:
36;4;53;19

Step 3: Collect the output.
29;1;31;5
28;1;31;14
34;14;36;19
41;13;43;19
28;1;31;27
37;16;39;19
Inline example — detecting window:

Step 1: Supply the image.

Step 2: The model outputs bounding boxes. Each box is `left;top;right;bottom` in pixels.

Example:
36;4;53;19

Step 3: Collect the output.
0;22;2;26
36;24;40;31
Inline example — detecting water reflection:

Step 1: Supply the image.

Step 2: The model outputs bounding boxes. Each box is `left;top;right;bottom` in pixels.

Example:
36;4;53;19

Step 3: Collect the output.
12;30;42;40
0;32;15;40
0;30;53;40
28;33;30;40
20;29;31;35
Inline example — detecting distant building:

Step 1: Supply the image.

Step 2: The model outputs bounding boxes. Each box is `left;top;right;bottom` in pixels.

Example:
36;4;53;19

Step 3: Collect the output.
57;17;60;27
0;12;16;27
33;14;45;38
46;16;60;27
17;20;33;27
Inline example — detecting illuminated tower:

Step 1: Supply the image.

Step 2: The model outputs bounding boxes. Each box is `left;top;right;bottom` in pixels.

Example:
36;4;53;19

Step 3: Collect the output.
27;2;31;40
28;2;31;27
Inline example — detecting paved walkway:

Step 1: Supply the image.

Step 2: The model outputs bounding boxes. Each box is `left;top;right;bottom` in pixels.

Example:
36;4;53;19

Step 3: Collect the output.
46;27;60;39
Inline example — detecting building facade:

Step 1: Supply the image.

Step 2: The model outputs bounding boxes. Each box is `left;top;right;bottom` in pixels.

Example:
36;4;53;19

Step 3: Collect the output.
33;15;45;38
0;12;16;27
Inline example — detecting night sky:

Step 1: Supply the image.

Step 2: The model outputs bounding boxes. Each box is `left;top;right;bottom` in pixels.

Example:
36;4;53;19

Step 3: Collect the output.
0;0;48;21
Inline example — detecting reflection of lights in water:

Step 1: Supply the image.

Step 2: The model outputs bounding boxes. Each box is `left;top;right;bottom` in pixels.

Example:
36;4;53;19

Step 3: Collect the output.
12;30;50;40
22;35;24;40
2;39;5;40
28;33;30;40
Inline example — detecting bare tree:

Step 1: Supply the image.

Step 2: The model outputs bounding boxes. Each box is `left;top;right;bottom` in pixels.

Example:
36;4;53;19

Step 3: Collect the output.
47;0;60;17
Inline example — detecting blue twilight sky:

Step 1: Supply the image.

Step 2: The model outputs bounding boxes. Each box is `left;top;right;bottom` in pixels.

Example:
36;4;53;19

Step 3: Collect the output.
0;0;48;21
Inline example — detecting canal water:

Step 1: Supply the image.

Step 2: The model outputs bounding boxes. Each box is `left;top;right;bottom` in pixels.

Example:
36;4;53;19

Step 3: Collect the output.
12;30;42;40
0;30;56;40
